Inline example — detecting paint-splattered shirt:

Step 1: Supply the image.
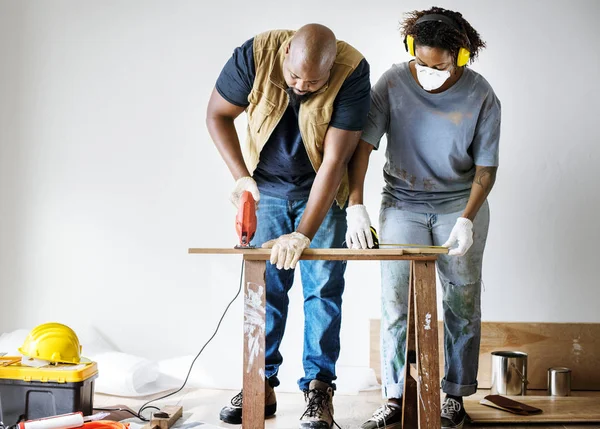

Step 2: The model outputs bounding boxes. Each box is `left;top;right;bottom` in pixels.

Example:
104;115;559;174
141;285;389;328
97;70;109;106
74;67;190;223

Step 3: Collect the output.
362;61;501;214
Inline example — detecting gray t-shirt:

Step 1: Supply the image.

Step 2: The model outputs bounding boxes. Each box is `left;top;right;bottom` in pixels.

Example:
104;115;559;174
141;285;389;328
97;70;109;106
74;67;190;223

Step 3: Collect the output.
362;61;501;214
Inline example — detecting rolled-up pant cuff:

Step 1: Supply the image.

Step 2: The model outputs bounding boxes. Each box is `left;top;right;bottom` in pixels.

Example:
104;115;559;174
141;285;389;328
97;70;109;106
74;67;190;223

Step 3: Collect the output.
442;378;478;397
266;375;280;388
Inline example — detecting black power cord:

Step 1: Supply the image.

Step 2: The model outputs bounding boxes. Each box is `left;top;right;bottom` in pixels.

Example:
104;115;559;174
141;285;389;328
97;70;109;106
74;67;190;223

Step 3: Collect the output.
96;258;245;421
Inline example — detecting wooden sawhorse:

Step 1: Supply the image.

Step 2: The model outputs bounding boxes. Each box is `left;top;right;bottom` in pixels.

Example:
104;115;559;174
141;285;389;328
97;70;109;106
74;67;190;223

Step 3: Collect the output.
188;248;446;429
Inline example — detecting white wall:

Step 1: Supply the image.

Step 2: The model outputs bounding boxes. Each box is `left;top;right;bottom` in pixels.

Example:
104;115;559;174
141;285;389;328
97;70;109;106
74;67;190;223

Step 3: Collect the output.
1;0;599;388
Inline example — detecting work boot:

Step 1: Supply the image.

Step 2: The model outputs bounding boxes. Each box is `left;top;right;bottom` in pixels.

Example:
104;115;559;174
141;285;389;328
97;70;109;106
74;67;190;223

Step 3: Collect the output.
441;395;466;429
360;402;402;428
219;382;277;424
299;379;334;428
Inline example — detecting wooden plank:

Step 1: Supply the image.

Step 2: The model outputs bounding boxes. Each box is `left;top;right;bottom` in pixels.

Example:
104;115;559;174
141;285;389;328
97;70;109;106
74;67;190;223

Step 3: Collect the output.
242;260;266;429
403;262;418;429
465;395;600;423
244;252;439;261
399;247;446;254
412;260;441;429
370;321;600;391
188;248;446;260
148;406;182;429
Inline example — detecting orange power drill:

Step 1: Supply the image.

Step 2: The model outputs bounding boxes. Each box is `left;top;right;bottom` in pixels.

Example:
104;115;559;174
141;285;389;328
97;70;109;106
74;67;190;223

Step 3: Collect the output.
235;191;257;248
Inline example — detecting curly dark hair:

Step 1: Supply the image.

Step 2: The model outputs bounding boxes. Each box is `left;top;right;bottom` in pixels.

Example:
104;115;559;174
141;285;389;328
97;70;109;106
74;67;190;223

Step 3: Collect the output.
400;6;486;64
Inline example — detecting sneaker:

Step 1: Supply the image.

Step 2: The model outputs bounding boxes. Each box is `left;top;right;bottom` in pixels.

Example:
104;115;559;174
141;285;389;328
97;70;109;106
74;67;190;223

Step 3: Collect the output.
219;382;277;424
441;396;466;429
299;379;334;428
360;403;402;429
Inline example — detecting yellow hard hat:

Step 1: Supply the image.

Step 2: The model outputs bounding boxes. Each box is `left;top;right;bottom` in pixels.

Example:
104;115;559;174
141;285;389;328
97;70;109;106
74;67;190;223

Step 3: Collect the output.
19;322;84;364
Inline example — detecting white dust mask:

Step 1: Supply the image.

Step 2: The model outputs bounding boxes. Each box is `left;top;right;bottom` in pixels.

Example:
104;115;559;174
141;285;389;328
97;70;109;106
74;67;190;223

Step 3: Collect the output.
415;63;451;91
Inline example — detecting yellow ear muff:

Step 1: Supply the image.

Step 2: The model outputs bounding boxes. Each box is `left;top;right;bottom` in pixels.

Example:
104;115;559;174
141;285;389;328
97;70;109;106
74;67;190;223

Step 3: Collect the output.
457;47;470;67
405;34;416;56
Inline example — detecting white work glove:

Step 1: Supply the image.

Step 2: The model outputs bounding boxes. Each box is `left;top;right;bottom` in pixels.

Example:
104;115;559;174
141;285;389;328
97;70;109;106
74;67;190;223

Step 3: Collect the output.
262;232;311;270
230;176;260;208
443;217;474;256
345;204;374;249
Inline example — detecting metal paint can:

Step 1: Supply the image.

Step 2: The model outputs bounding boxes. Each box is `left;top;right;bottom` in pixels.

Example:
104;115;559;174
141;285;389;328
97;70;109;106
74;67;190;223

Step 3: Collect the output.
490;351;528;395
548;367;571;396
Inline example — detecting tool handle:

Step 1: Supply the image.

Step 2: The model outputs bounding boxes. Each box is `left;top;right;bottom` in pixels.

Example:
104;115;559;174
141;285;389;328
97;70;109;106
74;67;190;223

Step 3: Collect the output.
19;413;84;429
236;191;257;246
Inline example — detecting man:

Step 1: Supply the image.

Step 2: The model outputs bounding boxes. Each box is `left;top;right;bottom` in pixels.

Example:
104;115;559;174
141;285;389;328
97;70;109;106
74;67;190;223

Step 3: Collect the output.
206;24;370;428
345;7;501;429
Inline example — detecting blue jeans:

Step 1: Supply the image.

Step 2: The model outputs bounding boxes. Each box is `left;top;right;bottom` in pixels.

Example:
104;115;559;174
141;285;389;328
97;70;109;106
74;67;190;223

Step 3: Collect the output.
379;200;490;398
251;194;347;391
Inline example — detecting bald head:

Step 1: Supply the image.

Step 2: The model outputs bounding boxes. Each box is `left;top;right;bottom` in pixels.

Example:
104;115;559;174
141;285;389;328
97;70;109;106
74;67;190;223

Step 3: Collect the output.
289;24;337;72
283;24;337;98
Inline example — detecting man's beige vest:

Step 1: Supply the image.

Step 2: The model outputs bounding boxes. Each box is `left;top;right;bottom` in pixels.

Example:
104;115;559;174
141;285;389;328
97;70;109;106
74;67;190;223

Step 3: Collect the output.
243;30;364;207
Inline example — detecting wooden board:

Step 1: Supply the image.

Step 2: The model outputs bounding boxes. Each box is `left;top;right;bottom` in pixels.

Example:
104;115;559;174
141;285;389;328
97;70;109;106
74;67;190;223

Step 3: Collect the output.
465;395;600;423
411;261;441;429
402;264;418;429
370;321;600;390
144;406;182;429
242;260;266;429
188;248;446;260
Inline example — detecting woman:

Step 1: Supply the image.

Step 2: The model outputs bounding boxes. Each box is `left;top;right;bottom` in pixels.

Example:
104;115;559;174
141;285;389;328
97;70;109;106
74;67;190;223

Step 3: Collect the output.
345;7;501;429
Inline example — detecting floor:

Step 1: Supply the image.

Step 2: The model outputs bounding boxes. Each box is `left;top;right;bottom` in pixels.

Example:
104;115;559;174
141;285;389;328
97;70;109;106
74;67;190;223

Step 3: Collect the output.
94;388;600;429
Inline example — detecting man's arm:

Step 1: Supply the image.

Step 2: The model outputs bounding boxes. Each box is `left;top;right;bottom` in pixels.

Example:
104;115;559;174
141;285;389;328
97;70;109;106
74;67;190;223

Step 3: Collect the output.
462;165;498;221
343;70;389;249
348;139;374;206
295;58;372;240
346;70;389;208
295;127;362;239
206;88;249;180
342;139;376;249
262;127;361;269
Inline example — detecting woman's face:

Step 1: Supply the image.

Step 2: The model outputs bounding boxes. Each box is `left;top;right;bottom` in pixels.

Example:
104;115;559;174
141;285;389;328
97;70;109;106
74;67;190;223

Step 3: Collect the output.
412;44;463;92
414;45;455;73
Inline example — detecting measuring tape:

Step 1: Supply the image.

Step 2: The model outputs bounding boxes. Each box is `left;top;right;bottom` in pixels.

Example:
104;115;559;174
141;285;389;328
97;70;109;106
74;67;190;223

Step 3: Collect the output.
370;226;446;249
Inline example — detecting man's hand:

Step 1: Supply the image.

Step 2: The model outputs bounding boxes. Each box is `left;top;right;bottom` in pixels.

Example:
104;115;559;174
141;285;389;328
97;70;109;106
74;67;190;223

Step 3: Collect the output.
230;176;260;208
345;204;374;249
262;232;311;270
443;217;474;256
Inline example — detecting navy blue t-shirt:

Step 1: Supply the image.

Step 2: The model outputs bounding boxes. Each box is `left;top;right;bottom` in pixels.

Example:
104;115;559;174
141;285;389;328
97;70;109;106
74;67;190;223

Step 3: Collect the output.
216;37;371;200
